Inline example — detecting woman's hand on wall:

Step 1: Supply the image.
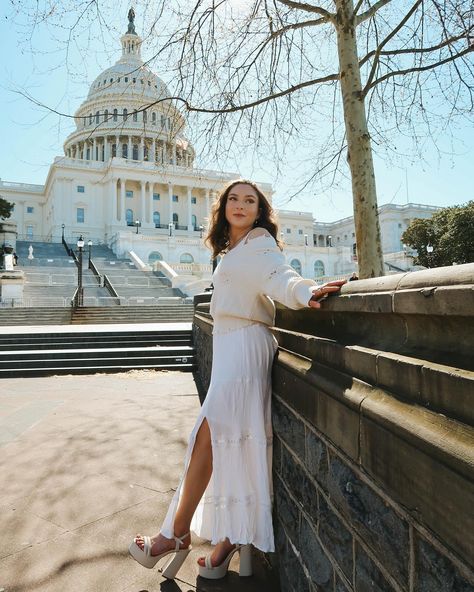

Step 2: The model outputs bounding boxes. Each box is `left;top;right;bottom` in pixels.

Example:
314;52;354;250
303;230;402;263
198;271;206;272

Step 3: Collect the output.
308;280;346;309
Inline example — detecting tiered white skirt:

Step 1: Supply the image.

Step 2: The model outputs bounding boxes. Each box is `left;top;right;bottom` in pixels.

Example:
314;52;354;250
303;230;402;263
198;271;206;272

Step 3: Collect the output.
160;323;278;552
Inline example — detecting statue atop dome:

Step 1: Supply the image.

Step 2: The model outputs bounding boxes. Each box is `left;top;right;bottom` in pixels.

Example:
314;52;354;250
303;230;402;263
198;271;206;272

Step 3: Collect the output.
126;7;136;35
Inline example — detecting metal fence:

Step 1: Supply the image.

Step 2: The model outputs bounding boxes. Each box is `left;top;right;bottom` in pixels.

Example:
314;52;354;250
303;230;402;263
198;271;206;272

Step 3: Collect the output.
0;295;193;308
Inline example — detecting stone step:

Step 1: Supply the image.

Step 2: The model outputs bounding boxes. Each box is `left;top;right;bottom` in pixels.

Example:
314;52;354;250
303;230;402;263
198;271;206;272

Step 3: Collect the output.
0;324;194;377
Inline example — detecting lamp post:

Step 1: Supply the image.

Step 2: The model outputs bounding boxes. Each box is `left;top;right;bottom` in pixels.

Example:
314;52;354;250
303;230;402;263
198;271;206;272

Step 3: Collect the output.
327;235;332;247
168;222;173;237
87;240;92;265
77;235;84;307
199;225;203;239
61;223;65;240
134;219;141;234
304;234;308;246
426;244;434;268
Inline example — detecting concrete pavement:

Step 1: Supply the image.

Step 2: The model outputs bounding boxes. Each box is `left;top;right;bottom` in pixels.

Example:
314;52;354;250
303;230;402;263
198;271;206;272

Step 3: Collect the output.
0;371;280;592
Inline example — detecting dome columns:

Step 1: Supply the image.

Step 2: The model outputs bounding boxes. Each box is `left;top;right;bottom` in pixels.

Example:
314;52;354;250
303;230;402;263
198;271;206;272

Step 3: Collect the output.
64;133;195;168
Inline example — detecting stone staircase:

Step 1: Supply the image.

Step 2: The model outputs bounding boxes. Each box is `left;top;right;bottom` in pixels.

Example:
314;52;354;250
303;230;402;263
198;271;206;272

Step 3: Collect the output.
0;304;195;326
0;324;194;377
71;304;194;324
13;241;184;306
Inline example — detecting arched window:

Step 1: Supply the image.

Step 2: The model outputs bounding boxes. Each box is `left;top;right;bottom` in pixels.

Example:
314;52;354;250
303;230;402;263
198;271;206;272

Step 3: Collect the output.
104;109;109;122
113;109;118;122
123;108;128;121
143;110;147;123
352;243;357;256
148;251;163;264
144;145;149;161
314;260;325;278
122;143;128;158
89;113;93;124
172;213;179;225
133;111;138;122
153;211;161;228
126;209;134;226
152;112;156;124
191;214;197;229
132;144;138;160
95;111;100;124
180;253;194;264
290;259;302;274
112;143;117;157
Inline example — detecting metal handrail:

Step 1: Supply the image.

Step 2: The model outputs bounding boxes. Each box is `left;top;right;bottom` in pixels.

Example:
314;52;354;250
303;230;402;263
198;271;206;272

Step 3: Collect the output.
88;258;102;286
103;274;120;305
62;236;79;267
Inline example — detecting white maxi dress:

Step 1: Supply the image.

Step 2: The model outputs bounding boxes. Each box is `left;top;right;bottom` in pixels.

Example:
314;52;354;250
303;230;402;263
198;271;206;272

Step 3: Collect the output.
160;231;316;552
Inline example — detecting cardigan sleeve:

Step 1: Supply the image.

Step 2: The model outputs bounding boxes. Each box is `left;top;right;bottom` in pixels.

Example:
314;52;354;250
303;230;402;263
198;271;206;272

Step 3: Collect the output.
245;232;317;309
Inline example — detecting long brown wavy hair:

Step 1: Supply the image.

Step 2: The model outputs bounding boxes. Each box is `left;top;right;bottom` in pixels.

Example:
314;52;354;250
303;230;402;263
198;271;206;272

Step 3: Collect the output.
206;179;281;259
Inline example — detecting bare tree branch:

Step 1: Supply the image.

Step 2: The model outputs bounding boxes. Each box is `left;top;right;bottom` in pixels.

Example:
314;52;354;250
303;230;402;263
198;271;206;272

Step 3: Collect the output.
356;0;392;25
366;45;474;91
275;0;335;21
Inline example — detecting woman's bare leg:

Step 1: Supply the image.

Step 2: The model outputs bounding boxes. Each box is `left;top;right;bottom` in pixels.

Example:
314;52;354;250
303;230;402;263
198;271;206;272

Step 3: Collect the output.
134;418;213;555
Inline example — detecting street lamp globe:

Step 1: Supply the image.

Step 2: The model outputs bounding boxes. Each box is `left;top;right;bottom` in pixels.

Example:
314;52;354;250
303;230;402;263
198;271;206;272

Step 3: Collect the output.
77;235;84;249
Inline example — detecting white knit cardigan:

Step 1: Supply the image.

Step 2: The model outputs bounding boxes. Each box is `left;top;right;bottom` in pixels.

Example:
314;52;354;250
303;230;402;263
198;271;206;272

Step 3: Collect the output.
210;229;317;334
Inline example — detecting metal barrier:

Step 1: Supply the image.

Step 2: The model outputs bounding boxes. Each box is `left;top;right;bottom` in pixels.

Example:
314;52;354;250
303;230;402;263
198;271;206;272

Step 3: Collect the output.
0;296;191;308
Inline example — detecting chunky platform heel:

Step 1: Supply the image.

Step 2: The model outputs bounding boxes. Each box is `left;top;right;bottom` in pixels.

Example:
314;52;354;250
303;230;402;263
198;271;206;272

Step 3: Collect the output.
238;543;253;577
128;532;191;579
161;547;192;579
198;544;253;579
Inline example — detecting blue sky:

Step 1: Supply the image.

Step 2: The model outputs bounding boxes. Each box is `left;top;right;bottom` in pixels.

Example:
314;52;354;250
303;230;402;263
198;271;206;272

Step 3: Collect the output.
1;3;472;222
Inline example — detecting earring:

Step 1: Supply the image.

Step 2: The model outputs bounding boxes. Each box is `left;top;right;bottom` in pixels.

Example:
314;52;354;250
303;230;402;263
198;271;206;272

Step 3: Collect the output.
254;218;259;226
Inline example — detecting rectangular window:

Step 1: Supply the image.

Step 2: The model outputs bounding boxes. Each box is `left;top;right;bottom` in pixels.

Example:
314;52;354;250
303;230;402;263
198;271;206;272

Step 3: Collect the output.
286;228;291;234
191;197;197;204
126;190;134;198
153;193;160;201
77;208;85;223
77;185;85;193
172;195;179;203
27;206;34;214
298;229;303;235
26;225;33;238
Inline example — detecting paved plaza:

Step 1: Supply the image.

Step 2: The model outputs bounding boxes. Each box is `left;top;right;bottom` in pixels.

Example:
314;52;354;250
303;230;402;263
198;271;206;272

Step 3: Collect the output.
0;371;280;592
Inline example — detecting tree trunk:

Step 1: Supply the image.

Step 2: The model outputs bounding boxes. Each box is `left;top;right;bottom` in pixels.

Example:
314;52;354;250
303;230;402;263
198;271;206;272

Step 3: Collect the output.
334;0;384;278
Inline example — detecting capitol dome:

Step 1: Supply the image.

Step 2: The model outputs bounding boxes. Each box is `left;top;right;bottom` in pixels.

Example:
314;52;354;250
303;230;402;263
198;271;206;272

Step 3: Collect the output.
63;10;194;168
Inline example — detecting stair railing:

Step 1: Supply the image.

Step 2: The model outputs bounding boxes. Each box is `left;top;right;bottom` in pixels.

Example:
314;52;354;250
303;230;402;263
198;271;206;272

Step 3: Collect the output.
88;258;103;287
62;236;79;267
103;274;121;305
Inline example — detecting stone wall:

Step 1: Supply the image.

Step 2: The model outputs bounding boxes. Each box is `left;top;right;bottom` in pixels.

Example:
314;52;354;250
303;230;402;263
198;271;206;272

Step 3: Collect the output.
193;263;474;592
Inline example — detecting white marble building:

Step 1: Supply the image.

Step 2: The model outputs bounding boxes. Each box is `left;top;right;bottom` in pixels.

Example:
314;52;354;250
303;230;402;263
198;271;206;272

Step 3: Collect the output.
0;14;441;284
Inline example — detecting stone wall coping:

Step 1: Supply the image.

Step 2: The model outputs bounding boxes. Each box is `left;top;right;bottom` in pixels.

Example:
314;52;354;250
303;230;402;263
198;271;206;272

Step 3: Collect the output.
338;263;474;293
273;328;474;427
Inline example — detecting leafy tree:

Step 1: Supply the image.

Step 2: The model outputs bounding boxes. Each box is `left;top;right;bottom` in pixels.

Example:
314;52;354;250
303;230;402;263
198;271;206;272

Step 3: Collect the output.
402;201;474;267
0;197;14;220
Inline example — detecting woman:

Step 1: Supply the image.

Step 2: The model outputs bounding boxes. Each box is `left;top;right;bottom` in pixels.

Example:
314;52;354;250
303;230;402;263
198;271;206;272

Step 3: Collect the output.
129;179;345;580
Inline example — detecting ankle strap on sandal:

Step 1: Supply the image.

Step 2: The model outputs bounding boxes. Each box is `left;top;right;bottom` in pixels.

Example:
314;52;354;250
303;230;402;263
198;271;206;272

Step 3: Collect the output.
174;532;190;550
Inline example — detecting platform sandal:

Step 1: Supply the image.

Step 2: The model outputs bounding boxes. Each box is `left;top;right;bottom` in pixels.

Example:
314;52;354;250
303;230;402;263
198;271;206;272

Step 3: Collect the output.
198;543;252;580
128;532;191;579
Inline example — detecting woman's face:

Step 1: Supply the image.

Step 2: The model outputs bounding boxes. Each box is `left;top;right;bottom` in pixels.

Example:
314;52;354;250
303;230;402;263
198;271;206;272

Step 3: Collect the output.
224;183;260;231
